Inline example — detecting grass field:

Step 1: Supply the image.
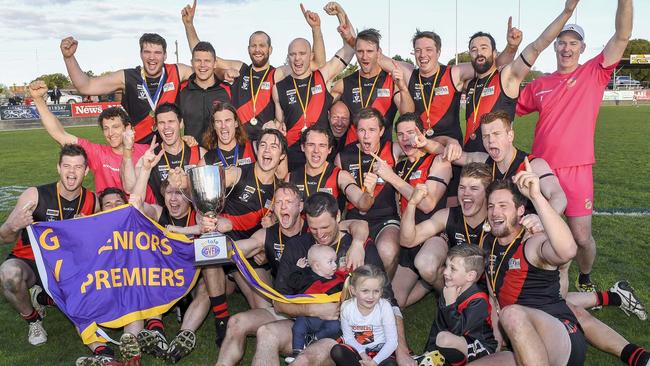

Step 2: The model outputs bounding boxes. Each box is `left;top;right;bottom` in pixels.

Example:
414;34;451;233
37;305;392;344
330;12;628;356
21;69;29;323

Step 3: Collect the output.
0;105;648;365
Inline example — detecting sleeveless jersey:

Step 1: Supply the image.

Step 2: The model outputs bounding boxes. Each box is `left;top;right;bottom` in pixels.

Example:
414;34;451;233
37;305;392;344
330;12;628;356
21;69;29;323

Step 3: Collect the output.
464;70;516;152
485;149;537;213
157;207;197;228
264;221;310;276
339;142;398;221
221;165;275;240
486;234;578;323
276;70;332;165
408;65;462;142
203;142;256;168
444;206;487;247
149;143;200;206
12;183;96;260
123;64;181;142
289;163;344;211
396;154;444;224
223;64;276;142
341;70;397;137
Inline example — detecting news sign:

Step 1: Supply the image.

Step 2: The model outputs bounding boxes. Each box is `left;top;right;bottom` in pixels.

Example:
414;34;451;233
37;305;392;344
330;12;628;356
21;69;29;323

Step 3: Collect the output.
71;102;122;117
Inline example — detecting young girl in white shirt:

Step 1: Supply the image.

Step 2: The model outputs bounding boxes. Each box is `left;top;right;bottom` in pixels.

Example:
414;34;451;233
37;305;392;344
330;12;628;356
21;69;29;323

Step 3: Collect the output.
330;264;398;366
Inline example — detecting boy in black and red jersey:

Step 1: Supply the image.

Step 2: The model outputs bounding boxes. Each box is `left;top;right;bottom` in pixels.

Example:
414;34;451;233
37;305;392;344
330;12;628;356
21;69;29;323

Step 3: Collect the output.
420;244;497;366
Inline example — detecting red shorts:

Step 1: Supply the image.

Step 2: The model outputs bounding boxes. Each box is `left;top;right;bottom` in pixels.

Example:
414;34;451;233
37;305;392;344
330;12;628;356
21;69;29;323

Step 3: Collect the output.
553;165;593;217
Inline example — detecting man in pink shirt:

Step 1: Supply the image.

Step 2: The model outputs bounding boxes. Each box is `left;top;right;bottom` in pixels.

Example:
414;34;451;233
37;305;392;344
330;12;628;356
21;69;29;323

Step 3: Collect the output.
516;0;633;292
29;80;155;202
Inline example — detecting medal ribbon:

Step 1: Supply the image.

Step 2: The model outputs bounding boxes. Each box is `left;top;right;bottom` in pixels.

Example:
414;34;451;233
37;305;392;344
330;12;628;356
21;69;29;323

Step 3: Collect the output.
304;162;328;197
250;66;271;116
418;68;440;129
470;68;497;136
56;183;83;220
488;228;525;292
358;72;381;108
292;75;313;130
217;144;239;168
140;67;167;112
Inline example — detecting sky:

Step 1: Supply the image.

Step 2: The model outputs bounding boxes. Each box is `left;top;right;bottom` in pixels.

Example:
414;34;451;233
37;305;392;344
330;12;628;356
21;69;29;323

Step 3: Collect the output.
0;0;648;87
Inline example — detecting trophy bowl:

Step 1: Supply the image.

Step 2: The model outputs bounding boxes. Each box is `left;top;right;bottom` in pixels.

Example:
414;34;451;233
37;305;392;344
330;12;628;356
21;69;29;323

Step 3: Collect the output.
186;165;231;266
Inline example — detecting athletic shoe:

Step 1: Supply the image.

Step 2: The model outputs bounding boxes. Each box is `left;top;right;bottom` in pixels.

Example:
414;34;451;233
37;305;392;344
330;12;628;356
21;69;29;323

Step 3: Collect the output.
575;278;597;293
29;285;46;318
284;350;301;364
137;329;168;359
75;354;121;366
166;329;196;364
611;281;647;321
413;350;445;366
215;317;229;347
27;320;47;346
119;333;141;366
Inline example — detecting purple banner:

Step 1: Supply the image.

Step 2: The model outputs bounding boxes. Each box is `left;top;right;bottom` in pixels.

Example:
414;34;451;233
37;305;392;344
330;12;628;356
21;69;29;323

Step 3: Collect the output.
27;205;200;344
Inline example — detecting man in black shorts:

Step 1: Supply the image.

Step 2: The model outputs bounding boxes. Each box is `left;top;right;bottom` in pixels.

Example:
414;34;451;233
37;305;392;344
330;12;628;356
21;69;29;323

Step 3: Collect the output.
0;145;97;346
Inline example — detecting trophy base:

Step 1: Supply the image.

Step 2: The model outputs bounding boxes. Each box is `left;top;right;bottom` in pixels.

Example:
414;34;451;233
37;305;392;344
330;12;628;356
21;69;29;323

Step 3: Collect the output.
194;232;232;266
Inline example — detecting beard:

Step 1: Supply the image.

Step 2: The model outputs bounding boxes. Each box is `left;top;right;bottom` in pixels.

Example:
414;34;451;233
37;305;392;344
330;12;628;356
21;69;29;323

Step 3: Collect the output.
251;54;270;68
472;55;494;74
490;214;519;238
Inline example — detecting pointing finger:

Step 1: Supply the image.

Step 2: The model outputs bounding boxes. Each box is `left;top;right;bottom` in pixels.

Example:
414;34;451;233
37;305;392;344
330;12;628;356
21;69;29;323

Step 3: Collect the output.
524;156;532;173
508;16;512;31
300;3;306;14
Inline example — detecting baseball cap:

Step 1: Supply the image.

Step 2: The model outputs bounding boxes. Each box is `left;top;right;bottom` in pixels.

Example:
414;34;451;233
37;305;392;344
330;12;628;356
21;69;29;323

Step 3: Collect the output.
559;24;585;40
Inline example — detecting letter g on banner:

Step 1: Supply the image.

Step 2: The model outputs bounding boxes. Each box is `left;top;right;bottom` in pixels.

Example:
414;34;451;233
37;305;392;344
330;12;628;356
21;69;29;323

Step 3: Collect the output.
39;228;60;250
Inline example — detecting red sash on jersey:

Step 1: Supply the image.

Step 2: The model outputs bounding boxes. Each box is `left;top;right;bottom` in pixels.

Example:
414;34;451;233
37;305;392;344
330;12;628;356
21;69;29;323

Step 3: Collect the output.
464;71;503;145
344;125;358;146
399;154;435;213
133;64;182;142
515;154;536;174
188;145;201;165
243;142;257;163
304;270;347;294
457;292;492;327
420;67;455;128
323;166;341;199
286;71;328;146
12;188;96;260
369;73;394;115
237;68;276;124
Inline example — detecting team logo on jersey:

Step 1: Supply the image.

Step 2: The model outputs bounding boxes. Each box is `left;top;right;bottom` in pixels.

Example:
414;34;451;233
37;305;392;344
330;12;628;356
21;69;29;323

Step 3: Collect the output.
261;81;271;90
162;82;175;93
318;187;333;194
273;242;282;260
352;326;374;345
136;85;148;100
239;185;256;202
286;89;297;104
46;209;60;220
508;258;520;270
238;157;252;165
241;76;250;90
467;88;475;96
455;233;467;243
409;170;422;180
435;86;449;95
481;86;495;97
566;77;578;88
377;88;391;97
584;198;592;210
311;84;323;94
296;184;305;191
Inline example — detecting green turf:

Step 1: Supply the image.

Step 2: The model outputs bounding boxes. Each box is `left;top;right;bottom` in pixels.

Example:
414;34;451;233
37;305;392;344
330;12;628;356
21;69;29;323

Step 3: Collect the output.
0;106;649;365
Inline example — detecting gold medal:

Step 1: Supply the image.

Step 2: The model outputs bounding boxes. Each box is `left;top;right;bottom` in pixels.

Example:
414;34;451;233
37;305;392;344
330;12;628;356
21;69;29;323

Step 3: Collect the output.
301;124;307;132
425;128;434;137
250;117;258;126
482;222;491;232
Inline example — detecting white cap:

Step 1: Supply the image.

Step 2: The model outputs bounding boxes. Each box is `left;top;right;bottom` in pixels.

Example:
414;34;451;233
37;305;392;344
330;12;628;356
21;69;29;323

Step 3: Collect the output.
559;24;585;40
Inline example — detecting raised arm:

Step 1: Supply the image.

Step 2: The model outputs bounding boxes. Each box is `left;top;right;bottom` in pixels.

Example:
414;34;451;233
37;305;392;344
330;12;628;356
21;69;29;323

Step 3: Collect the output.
502;0;579;96
301;4;326;68
60;37;125;96
602;0;633;67
514;158;576;266
319;18;355;82
29;81;78;146
530;158;567;214
119;127;138;194
132;141;165;219
324;1;356;48
336;163;375;211
391;59;415;114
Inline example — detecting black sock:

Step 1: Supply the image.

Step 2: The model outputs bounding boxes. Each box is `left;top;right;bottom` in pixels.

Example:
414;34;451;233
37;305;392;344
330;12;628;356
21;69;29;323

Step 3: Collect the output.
36;291;56;306
21;309;41;324
621;343;650;366
578;272;591;285
210;295;229;319
596;291;622;307
438;346;467;366
145;318;165;334
94;345;115;357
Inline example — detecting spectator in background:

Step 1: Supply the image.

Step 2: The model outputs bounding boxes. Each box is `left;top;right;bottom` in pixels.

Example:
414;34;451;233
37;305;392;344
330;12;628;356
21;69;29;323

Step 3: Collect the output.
52;86;62;104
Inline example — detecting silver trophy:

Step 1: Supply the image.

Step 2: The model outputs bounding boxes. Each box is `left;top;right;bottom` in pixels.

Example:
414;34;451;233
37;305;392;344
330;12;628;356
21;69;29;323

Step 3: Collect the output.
187;165;232;266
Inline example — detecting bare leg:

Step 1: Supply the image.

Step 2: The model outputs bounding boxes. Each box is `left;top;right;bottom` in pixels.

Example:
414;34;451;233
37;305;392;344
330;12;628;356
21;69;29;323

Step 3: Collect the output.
436;331;469;357
467;351;516;365
565;292;598;309
569;304;627;357
0;259;37;315
203;266;226;297
403;280;432;308
181;279;210;331
391;265;420;308
233;269;272;309
251;319;294;366
498;304;573;366
567;215;596;279
216;308;278;366
375;226;400;279
292;338;338;366
414;236;448;291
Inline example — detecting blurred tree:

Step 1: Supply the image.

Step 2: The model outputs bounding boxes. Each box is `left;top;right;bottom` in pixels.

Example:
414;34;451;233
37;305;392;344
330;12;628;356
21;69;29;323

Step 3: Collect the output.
31;73;71;89
623;39;650;82
447;51;471;65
